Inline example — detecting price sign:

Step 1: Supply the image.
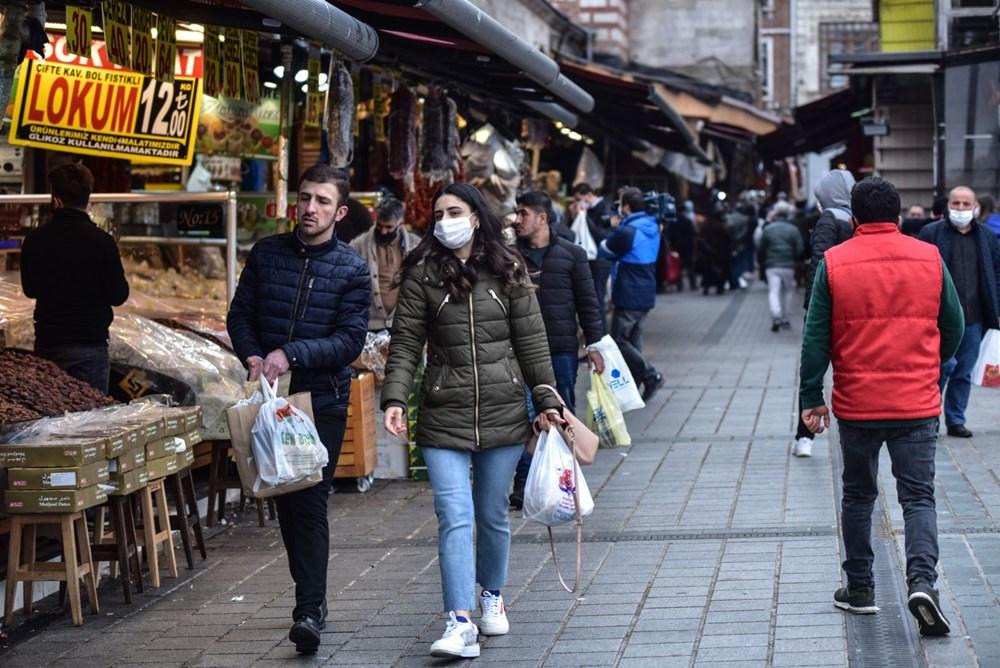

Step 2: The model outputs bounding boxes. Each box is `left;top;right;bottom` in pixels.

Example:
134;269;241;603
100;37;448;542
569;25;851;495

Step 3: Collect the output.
131;8;153;76
203;26;223;97
135;77;195;139
155;14;177;82
65;6;93;58
223;28;241;99
307;43;320;93
101;0;130;68
241;31;259;104
305;93;323;128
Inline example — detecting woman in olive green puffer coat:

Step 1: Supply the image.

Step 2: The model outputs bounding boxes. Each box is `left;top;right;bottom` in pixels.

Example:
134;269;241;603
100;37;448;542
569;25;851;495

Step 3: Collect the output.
382;182;562;660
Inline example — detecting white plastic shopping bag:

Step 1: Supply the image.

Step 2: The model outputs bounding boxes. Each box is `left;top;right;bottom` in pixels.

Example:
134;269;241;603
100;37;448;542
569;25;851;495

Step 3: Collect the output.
590;335;645;412
571;209;598;260
973;329;1000;388
523;428;594;527
249;377;328;491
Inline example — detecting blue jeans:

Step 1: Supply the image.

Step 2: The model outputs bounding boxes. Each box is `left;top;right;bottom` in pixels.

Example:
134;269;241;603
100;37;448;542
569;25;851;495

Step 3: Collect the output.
839;421;939;588
422;444;524;612
940;323;982;426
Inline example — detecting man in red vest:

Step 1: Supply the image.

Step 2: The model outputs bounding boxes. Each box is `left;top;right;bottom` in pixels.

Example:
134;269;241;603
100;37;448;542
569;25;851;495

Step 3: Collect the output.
799;177;965;636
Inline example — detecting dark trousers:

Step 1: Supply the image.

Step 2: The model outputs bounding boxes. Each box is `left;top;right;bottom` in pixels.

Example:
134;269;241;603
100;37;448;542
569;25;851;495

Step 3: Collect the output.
589;259;612;326
839;420;939;588
274;412;347;621
610;308;655;382
34;344;111;394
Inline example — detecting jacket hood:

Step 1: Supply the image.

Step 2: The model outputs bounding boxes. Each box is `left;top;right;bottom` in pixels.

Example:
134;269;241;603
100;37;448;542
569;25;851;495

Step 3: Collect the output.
814;170;855;222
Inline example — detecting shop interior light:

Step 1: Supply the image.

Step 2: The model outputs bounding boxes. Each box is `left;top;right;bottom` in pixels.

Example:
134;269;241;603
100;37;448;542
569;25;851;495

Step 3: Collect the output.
273;66;285;78
319;73;328;85
151;27;157;39
568;131;582;141
263;81;278;89
301;84;309;93
554;121;564;129
295;69;309;83
319;83;329;92
584;138;594;145
559;127;571;135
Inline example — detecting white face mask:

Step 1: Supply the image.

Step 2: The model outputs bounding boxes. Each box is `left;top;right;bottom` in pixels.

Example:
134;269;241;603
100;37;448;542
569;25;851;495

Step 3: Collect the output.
434;216;475;249
949;208;975;228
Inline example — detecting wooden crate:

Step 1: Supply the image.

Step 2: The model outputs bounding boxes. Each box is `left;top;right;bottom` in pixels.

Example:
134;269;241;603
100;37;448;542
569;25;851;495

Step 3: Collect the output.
335;373;377;479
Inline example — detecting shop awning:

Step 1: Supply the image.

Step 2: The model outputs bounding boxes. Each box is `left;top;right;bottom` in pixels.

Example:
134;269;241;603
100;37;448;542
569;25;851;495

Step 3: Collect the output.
332;0;593;113
757;90;861;159
829;50;941;76
557;59;713;163
652;84;782;136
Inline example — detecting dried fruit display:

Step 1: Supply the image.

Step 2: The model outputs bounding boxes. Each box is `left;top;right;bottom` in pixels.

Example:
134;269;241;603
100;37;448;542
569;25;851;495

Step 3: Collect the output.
0;349;116;423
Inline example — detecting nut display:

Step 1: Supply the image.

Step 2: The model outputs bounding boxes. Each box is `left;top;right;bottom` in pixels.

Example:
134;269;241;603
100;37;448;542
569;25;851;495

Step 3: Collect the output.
0;349;116;422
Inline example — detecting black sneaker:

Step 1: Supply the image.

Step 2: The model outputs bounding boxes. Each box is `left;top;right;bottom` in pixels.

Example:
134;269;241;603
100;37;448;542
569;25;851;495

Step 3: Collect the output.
946;424;973;438
289;616;322;654
907;580;951;636
771;320;781;333
833;585;878;614
509;489;524;511
642;372;665;401
319;599;328;630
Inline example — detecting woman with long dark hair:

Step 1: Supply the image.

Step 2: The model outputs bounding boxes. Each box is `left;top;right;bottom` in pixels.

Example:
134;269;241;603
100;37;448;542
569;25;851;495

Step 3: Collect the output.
382;182;563;660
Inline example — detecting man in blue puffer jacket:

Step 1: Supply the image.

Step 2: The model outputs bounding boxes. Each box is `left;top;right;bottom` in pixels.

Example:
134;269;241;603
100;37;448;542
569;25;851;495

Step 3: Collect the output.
227;163;370;654
601;187;664;401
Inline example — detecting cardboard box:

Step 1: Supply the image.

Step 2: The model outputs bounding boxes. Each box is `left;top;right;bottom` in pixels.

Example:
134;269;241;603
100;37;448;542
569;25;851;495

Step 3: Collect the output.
5;484;108;513
106;467;149;495
160;406;203;436
49;427;139;459
145;436;186;461
109;449;146;474
146;453;180;480
118;418;163;444
7;461;110;490
0;439;105;468
184;429;204;448
178;447;194;467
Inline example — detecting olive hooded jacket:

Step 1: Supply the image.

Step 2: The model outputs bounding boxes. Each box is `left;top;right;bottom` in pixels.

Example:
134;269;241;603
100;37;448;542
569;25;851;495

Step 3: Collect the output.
381;258;560;451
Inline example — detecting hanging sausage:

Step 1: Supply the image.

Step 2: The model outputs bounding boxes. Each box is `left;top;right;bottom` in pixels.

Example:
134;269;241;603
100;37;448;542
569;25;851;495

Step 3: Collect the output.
325;59;355;169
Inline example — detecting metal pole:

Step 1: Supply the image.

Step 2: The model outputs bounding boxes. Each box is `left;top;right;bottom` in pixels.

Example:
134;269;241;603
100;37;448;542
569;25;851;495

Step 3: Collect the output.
238;0;378;62
226;191;238;305
276;44;293;235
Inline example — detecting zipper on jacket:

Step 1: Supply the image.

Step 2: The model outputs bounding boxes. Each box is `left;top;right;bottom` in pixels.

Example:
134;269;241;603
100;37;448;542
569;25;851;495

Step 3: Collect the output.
435;293;450;319
487;289;507;318
469;291;481;449
299;277;315;320
286;258;310;342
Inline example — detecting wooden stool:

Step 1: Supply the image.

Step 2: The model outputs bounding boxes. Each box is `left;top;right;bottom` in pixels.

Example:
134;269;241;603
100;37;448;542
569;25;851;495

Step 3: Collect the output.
4;512;99;626
133;479;178;587
206;440;275;527
93;494;144;602
166;467;207;569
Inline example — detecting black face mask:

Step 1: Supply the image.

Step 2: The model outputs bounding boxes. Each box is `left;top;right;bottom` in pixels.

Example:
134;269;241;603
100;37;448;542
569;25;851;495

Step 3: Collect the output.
374;228;398;244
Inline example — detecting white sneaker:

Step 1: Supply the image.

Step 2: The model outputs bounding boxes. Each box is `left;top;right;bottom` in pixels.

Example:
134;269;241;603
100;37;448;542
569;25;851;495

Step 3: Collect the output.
479;590;510;636
793;437;813;458
430;612;480;659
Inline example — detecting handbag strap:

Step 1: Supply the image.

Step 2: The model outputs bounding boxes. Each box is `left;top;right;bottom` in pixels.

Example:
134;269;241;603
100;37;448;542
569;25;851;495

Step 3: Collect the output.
545;423;584;594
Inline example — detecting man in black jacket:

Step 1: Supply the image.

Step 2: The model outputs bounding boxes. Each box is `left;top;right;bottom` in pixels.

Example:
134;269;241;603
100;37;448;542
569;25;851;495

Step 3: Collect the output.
510;191;605;508
21;162;129;393
227;164;370;654
920;185;1000;438
573;183;612;323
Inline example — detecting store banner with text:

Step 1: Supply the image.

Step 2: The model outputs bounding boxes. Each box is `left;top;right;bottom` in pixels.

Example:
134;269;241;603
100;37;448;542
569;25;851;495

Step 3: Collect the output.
8;59;202;165
197;95;279;159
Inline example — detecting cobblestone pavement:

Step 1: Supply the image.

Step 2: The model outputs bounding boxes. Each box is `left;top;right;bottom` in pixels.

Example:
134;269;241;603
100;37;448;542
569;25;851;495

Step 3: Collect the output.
2;282;998;667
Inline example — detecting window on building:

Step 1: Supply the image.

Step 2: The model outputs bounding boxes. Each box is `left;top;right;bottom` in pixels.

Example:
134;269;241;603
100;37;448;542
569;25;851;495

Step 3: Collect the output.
820;22;880;95
951;0;997;8
760;37;774;103
950;15;1000;48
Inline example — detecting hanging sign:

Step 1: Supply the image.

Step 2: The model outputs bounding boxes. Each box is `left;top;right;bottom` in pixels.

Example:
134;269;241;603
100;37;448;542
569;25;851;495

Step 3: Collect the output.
222;28;241;99
304;44;321;128
130;8;153;76
8;58;202;166
203;27;222;98
155;14;177;83
196;95;280;159
101;0;130;68
65;6;93;58
241;31;259;104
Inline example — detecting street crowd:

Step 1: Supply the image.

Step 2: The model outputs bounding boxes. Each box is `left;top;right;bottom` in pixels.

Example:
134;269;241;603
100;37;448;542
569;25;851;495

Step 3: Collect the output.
22;160;1000;659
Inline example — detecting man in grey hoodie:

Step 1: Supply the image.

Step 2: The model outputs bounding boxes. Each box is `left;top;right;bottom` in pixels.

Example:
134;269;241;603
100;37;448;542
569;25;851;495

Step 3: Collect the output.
794;169;856;458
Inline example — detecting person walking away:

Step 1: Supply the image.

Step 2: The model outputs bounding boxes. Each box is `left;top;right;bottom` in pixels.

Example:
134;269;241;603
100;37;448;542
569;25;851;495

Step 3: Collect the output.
670;201;697;291
793;168;856;458
601;187;665;401
21;162;129;393
572;183;612;322
800;176;963;636
509;190;606;509
919;185;1000;438
227;164;370;654
350;196;420;333
382;183;563;660
758;201;805;332
727;196;756;289
696;211;732;295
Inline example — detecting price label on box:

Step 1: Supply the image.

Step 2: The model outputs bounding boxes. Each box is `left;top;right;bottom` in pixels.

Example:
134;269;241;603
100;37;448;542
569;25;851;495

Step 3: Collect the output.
155;14;177;82
242;31;260;104
65;5;93;58
223;28;242;99
131;8;153;76
203;26;223;97
101;0;130;68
